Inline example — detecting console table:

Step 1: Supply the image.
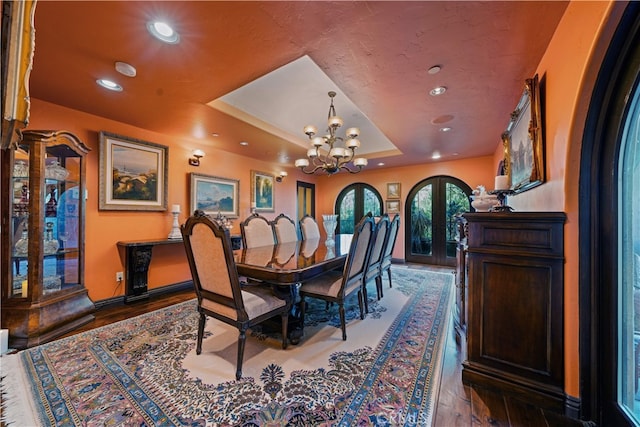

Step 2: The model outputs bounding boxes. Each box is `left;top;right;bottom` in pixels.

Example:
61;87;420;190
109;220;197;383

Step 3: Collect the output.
117;239;183;302
117;235;242;303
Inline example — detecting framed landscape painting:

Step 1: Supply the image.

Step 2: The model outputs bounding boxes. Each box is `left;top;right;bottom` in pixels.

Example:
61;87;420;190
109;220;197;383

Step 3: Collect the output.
99;132;168;211
502;74;545;193
190;173;239;218
251;170;275;212
386;199;401;214
387;182;401;199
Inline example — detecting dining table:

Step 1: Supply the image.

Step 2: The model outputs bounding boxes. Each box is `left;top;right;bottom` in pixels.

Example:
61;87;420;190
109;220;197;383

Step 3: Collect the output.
234;234;353;344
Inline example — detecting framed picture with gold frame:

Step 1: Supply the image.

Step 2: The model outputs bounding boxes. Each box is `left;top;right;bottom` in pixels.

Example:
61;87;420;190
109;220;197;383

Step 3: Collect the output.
386;199;401;214
251;170;275;212
98;131;168;211
502;74;545;193
189;173;239;218
387;182;401;199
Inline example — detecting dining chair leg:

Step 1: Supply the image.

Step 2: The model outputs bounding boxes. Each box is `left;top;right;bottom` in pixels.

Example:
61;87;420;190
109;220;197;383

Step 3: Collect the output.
363;284;370;314
339;303;347;341
387;269;393;288
358;291;365;320
196;313;206;355
376;276;383;300
281;312;289;349
236;327;247;380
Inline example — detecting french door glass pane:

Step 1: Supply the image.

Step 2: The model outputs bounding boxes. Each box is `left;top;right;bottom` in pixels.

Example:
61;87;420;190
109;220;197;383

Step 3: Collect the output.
620;84;640;422
445;182;470;257
364;188;382;218
339;189;355;234
410;184;432;256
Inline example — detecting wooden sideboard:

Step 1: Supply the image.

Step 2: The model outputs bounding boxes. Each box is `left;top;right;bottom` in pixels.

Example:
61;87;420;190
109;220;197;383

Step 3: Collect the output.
460;212;568;414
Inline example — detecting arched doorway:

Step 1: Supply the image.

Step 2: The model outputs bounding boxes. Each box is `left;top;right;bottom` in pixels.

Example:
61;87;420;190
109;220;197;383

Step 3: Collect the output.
580;3;640;424
405;176;471;266
335;183;382;234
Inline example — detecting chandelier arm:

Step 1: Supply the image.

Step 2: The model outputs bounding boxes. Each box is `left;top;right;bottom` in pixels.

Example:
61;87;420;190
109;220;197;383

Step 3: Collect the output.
340;164;366;174
299;164;331;175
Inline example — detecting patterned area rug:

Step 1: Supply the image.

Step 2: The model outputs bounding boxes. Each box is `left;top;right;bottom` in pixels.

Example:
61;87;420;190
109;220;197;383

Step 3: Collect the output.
1;266;453;426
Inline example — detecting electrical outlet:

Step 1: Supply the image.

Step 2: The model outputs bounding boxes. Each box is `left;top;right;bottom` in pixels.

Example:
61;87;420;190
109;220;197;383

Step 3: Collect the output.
116;271;124;282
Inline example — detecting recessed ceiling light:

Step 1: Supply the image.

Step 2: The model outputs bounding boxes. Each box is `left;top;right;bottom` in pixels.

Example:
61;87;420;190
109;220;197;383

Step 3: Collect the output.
96;79;122;91
147;21;180;44
439;127;452;132
211;133;219;137
239;141;249;146
432;151;442;159
428;65;441;75
430;86;447;96
115;61;136;77
377;162;385;166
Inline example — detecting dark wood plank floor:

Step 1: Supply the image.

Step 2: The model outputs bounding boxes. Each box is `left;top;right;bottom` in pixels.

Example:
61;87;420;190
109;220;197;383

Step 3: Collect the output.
59;275;584;426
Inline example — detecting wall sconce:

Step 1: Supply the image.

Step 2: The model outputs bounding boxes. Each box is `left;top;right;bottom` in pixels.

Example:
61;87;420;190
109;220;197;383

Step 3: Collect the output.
276;171;288;182
189;149;205;166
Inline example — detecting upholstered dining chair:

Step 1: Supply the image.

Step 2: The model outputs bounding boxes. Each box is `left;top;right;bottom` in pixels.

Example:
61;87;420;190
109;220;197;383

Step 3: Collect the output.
240;213;276;248
299;215;321;240
379;214;400;296
362;214;390;313
299;215;375;341
272;213;299;243
181;210;289;380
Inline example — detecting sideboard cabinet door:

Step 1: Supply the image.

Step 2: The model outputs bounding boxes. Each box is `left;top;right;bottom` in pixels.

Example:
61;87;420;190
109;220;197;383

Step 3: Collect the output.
461;212;567;414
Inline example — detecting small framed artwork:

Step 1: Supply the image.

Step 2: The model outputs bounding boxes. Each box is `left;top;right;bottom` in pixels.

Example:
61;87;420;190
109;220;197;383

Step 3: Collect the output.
502;74;545;193
251;170;275;212
190;173;240;218
99;132;168;211
386;199;401;214
387;182;401;199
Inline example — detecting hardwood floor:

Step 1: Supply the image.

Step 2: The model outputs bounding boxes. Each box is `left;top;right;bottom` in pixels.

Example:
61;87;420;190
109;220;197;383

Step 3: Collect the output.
59;275;584;426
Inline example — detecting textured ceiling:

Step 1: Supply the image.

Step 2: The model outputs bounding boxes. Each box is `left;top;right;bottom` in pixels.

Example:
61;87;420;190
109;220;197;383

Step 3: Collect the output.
29;1;569;171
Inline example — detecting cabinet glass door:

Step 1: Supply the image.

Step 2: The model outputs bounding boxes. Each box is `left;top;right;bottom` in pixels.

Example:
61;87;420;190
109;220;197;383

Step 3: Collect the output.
10;142;83;298
10;148;30;298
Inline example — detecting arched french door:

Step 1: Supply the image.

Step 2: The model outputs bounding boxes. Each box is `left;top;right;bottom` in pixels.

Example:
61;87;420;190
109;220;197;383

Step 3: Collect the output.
405;176;471;266
335;183;382;234
580;3;640;424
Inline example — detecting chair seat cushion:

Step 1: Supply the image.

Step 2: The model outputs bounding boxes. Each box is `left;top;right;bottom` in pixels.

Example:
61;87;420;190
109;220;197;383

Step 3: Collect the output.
242;286;287;318
201;286;286;320
300;270;361;298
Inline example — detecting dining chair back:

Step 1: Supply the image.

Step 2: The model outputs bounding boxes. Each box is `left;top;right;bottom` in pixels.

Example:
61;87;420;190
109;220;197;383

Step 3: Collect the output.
240;213;276;248
299;215;321;240
181;210;289;380
299;215;375;341
272;213;299;243
379;214;401;294
362;214;390;312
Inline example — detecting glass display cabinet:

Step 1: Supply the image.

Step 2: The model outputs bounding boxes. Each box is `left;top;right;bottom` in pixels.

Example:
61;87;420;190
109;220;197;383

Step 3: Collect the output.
1;130;94;349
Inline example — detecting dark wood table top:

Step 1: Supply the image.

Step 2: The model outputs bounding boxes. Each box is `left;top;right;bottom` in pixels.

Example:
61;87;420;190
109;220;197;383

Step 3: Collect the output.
234;235;352;285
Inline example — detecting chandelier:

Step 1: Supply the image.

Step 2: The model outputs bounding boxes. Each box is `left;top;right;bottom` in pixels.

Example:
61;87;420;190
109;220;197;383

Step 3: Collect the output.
294;91;368;175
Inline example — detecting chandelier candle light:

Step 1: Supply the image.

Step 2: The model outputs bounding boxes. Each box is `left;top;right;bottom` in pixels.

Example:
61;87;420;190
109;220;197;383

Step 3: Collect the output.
295;91;368;175
168;204;182;240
